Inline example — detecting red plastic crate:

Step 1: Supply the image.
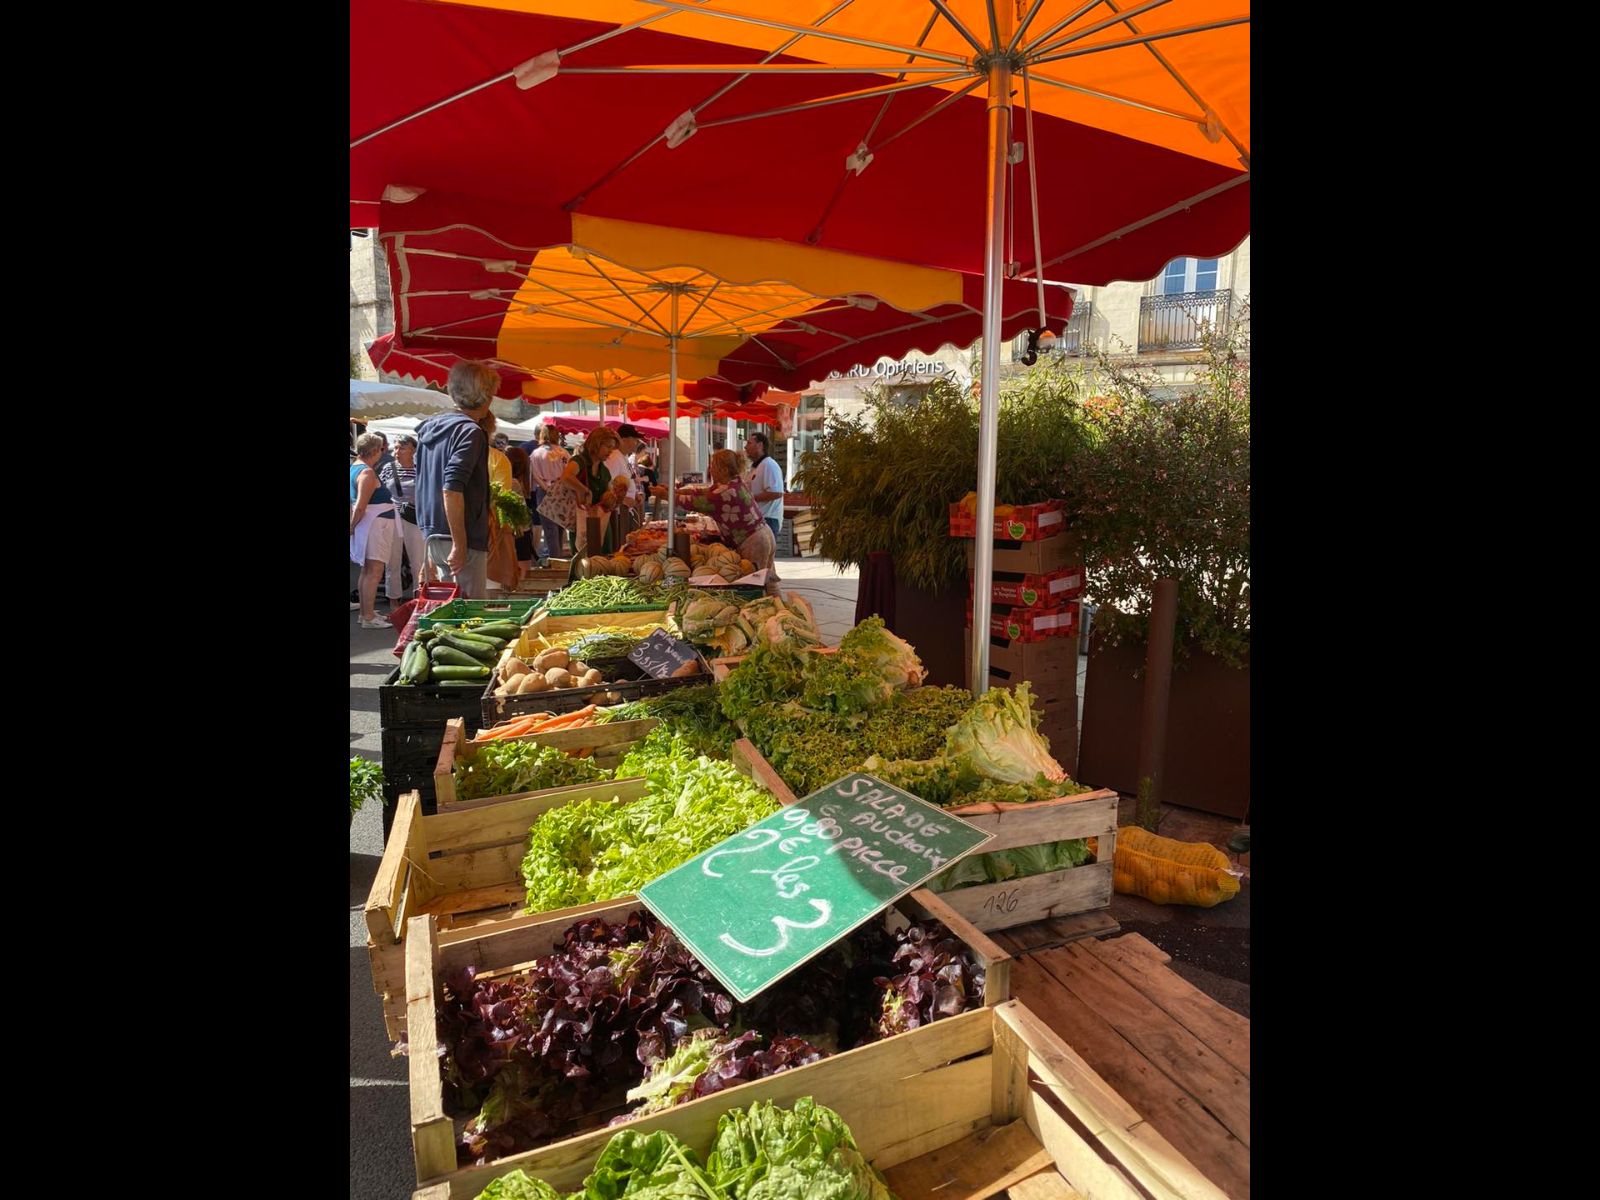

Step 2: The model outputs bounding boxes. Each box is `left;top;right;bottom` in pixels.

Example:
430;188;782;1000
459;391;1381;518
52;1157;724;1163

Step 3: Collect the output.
964;601;1079;643
969;564;1085;609
389;582;461;657
948;498;1067;542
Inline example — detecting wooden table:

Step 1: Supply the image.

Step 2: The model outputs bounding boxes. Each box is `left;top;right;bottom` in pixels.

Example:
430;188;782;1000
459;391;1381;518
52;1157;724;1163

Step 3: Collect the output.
1008;933;1251;1200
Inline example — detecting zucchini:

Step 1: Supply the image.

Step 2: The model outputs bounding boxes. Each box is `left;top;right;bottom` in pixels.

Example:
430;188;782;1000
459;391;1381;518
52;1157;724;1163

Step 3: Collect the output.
473;622;522;639
449;630;506;648
437;679;488;687
414;628;440;643
438;633;500;661
430;664;491;680
430;645;487;669
401;640;431;684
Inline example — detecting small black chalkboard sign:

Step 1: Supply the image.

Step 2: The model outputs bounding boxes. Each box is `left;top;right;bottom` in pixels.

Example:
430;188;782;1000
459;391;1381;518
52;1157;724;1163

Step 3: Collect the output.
628;629;701;679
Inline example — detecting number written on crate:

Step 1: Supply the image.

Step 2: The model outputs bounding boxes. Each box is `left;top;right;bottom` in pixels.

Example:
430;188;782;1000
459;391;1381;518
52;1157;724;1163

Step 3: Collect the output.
639;772;993;1002
983;889;1021;914
628;629;700;679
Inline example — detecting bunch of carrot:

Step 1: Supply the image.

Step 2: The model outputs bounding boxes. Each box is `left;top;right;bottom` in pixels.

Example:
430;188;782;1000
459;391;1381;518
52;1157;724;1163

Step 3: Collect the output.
470;705;599;745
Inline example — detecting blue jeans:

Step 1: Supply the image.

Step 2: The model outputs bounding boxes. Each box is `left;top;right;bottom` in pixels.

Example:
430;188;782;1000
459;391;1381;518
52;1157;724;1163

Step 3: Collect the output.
765;517;782;538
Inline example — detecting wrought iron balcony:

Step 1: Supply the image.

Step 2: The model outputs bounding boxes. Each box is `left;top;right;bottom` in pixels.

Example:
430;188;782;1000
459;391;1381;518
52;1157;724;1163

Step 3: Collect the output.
1055;300;1092;356
1139;289;1232;352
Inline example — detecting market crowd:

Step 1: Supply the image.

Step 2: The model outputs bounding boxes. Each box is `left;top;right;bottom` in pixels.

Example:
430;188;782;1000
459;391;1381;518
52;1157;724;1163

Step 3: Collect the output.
350;361;786;619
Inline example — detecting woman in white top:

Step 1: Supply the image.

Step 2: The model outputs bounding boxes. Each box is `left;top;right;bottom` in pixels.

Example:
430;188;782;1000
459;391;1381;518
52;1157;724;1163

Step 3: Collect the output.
527;425;572;565
349;433;396;629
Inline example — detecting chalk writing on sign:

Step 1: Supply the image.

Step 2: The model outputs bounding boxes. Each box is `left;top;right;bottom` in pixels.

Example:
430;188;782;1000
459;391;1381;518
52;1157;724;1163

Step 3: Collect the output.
628;629;699;679
638;772;992;1002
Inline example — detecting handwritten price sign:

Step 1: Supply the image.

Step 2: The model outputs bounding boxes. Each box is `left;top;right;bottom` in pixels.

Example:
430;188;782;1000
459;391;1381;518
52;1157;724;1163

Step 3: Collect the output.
638;773;992;1002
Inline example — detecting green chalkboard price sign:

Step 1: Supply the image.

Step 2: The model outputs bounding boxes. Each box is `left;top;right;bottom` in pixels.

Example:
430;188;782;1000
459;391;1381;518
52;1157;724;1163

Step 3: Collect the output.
638;772;993;1002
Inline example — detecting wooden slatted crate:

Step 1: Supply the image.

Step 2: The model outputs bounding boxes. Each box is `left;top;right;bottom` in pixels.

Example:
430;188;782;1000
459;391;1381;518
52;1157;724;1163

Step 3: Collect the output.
405;887;1014;1193
432;715;659;810
409;993;1226;1200
364;738;796;1041
735;740;1118;934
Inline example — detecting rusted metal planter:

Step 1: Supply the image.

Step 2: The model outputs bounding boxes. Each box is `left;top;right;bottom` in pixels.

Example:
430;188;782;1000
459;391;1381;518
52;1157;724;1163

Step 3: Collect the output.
1077;633;1250;820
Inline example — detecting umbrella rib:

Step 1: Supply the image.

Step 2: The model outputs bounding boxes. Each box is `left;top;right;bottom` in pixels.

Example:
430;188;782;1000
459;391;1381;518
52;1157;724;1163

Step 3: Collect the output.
1007;0;1049;56
1093;0;1250;166
1030;18;1251;69
1024;70;1201;122
562;0;858;211
1028;0;1176;57
1022;1;1110;59
516;272;664;334
925;1;987;57
1029;173;1250;274
805;7;949;246
679;280;721;336
585;259;675;337
643;1;972;66
874;75;984;151
353;5;690;148
559;62;963;74
697;73;970;130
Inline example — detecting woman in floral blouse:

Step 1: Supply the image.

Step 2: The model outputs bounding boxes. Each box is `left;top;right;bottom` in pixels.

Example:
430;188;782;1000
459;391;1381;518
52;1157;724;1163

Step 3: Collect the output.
652;449;779;594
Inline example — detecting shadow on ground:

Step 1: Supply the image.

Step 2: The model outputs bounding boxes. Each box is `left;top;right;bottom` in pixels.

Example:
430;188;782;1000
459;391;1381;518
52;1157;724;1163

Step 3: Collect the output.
351;947;409;1080
350;1080;418;1200
351;852;383;908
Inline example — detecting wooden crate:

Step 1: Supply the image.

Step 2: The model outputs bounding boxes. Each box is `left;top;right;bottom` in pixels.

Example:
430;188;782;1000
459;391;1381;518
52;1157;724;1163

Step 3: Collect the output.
410;997;1226;1200
365;738;796;1041
938;790;1119;933
433;715;661;810
405;886;1014;1192
520;605;669;647
735;740;1116;934
506;559;573;596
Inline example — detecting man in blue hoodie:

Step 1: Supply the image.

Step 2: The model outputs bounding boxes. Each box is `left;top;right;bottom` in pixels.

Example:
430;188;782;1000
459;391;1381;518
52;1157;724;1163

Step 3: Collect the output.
415;361;495;598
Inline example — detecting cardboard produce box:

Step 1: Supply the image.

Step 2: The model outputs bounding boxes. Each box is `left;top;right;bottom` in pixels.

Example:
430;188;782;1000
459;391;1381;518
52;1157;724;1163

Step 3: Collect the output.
966;530;1081;576
970;563;1085;608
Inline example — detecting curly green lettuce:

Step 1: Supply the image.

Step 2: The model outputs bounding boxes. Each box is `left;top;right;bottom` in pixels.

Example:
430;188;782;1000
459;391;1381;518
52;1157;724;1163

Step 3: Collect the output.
472;1169;563;1200
520;756;780;912
457;740;612;802
942;681;1066;784
707;1097;895;1200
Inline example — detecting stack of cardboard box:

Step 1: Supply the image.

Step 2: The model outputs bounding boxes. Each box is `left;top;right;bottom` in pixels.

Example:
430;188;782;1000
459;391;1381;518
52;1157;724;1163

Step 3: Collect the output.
952;501;1086;776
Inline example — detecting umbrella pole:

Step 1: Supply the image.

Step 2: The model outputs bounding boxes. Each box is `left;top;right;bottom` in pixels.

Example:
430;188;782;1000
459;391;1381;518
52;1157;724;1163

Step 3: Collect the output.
667;290;679;544
971;52;1012;696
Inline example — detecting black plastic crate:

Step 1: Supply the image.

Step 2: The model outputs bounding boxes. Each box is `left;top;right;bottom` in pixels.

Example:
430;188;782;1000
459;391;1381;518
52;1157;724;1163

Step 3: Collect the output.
379;666;488;732
480;651;708;728
378;724;447;841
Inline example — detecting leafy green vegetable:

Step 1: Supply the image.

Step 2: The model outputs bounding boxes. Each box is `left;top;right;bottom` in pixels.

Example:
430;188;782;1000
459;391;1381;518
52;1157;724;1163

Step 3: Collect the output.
473;1169;564;1200
584;1128;719;1199
457;741;611;802
717;642;807;721
350;756;384;819
924;838;1094;894
601;685;737;759
942;682;1066;784
519;755;779;912
707;1098;895;1200
567;631;644;661
491;481;534;533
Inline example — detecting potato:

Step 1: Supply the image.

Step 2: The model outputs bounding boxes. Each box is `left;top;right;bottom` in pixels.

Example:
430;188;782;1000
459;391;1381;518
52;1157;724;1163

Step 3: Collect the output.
532;647;569;672
520;673;550;693
545;667;575;688
579;668;602;687
503;658;530;679
494;684;510;697
570;660;588;675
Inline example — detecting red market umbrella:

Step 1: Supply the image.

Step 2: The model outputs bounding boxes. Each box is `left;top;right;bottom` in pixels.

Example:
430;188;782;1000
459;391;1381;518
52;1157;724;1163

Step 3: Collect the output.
350;0;1249;686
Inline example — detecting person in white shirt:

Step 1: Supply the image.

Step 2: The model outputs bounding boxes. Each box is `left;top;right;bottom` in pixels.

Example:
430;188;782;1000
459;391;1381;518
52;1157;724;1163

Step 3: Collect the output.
744;432;786;539
527;425;572;565
609;424;646;531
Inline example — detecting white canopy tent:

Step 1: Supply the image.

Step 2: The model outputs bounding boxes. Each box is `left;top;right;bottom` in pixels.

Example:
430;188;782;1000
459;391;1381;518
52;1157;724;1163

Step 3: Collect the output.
350;379;453;421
